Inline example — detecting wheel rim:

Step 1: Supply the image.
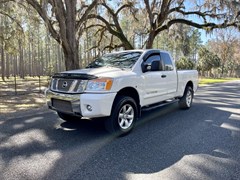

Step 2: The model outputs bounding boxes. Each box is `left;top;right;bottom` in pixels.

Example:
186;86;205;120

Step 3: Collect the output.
186;90;192;107
118;104;134;130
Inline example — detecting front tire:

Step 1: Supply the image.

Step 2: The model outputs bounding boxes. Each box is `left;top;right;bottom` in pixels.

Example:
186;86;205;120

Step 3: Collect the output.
104;96;138;135
179;86;193;109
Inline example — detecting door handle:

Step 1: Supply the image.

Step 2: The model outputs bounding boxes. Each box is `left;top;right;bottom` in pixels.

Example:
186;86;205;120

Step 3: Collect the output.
161;75;167;78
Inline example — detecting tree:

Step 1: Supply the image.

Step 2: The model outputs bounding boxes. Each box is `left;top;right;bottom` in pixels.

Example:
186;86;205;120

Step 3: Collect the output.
89;0;240;50
87;0;137;50
207;28;239;77
0;1;23;80
1;0;240;72
197;46;221;77
143;0;240;48
176;57;195;70
3;0;98;70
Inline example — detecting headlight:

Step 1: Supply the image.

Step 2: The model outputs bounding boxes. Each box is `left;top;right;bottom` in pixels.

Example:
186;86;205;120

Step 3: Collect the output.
86;78;113;91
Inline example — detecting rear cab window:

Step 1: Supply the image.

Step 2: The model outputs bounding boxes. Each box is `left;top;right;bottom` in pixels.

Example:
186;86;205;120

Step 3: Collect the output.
160;52;174;71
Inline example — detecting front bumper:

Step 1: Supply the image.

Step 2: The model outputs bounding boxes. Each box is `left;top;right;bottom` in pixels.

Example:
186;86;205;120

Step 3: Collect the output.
46;89;117;118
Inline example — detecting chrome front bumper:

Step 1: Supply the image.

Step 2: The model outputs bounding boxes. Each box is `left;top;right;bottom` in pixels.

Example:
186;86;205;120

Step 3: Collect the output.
46;89;82;116
45;89;117;118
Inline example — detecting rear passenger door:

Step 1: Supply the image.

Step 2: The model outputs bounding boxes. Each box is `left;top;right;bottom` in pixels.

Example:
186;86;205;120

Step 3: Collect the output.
160;52;178;96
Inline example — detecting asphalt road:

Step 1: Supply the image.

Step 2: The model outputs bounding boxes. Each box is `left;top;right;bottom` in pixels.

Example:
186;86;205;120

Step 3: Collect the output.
0;81;240;180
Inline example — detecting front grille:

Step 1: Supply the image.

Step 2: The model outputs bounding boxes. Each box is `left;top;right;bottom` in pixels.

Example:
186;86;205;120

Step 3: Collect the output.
57;79;74;91
51;78;83;93
50;73;96;93
52;99;72;112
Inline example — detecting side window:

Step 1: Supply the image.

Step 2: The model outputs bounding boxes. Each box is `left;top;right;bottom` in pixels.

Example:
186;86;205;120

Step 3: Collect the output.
161;52;174;71
145;54;161;65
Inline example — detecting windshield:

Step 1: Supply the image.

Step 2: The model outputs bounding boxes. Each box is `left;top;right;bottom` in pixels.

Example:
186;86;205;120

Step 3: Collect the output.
86;51;142;69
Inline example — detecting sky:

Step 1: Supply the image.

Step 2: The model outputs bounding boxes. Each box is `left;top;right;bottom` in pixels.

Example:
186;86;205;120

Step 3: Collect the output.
183;0;239;44
200;30;213;44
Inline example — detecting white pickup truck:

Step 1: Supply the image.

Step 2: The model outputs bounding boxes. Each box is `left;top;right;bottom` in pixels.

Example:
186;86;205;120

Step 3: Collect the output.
46;49;198;135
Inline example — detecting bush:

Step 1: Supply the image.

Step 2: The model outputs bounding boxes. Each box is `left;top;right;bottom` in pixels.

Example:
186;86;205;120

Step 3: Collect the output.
176;57;195;70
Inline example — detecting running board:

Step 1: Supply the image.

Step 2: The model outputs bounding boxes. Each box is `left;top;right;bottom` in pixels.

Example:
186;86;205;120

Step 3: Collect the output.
141;99;179;112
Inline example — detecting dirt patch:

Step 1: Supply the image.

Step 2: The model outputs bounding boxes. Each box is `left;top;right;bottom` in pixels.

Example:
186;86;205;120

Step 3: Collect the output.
0;77;49;96
0;77;50;120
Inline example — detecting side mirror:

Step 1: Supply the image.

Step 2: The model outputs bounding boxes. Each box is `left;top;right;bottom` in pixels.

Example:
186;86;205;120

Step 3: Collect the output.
151;60;163;71
142;60;163;72
142;63;150;73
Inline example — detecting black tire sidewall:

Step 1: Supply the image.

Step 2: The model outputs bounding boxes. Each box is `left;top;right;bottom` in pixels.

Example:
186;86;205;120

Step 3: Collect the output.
105;96;138;134
179;86;193;109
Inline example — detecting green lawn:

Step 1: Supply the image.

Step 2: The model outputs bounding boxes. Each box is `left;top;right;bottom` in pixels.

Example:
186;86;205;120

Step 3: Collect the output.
199;78;240;85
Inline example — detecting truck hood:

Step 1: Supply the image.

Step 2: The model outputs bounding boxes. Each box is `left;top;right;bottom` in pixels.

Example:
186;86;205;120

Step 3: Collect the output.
61;67;135;78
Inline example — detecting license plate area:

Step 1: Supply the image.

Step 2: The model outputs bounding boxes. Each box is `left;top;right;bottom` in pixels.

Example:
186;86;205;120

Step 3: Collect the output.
52;98;73;112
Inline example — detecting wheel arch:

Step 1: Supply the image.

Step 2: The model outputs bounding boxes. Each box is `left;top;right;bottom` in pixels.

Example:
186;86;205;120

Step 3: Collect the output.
114;87;141;118
185;81;193;91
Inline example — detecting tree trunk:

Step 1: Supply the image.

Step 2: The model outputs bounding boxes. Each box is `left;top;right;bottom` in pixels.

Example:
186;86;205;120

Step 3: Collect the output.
221;63;225;77
62;41;79;70
13;55;17;77
1;14;5;81
146;31;156;49
118;34;134;50
6;53;9;78
63;0;80;70
1;44;5;81
32;41;36;76
19;39;24;78
37;28;41;76
57;44;61;72
40;43;44;75
45;36;49;75
28;35;32;76
24;0;98;71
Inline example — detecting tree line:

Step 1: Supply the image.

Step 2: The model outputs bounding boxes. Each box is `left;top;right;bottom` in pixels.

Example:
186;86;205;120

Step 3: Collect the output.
0;0;240;80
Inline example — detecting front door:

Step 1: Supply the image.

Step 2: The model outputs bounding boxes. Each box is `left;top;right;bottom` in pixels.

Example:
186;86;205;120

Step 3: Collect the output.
142;53;169;106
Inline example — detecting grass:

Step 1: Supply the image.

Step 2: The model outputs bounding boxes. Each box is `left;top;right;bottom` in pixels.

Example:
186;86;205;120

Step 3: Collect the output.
199;78;240;85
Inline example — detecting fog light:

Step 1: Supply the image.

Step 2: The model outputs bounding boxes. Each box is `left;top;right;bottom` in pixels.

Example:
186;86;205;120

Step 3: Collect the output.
86;105;92;111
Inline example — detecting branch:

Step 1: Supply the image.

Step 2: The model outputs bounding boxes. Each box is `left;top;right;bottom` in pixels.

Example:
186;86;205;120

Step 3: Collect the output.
156;0;171;27
155;18;240;34
100;2;115;16
76;0;98;31
116;4;132;16
175;9;227;21
88;14;119;37
88;2;134;50
86;23;105;30
25;0;60;42
51;0;67;44
99;2;125;35
103;44;124;51
144;0;153;24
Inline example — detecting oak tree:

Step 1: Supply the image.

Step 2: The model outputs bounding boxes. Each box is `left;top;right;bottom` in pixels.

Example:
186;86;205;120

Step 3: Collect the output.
90;0;240;50
22;0;98;70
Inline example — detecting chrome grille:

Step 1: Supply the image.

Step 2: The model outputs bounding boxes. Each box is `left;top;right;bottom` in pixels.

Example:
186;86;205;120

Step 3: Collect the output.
51;78;83;93
57;79;74;91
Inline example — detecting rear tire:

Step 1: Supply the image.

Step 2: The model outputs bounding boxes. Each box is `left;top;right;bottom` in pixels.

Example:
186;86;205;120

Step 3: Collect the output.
104;96;138;136
179;86;193;109
57;112;79;122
